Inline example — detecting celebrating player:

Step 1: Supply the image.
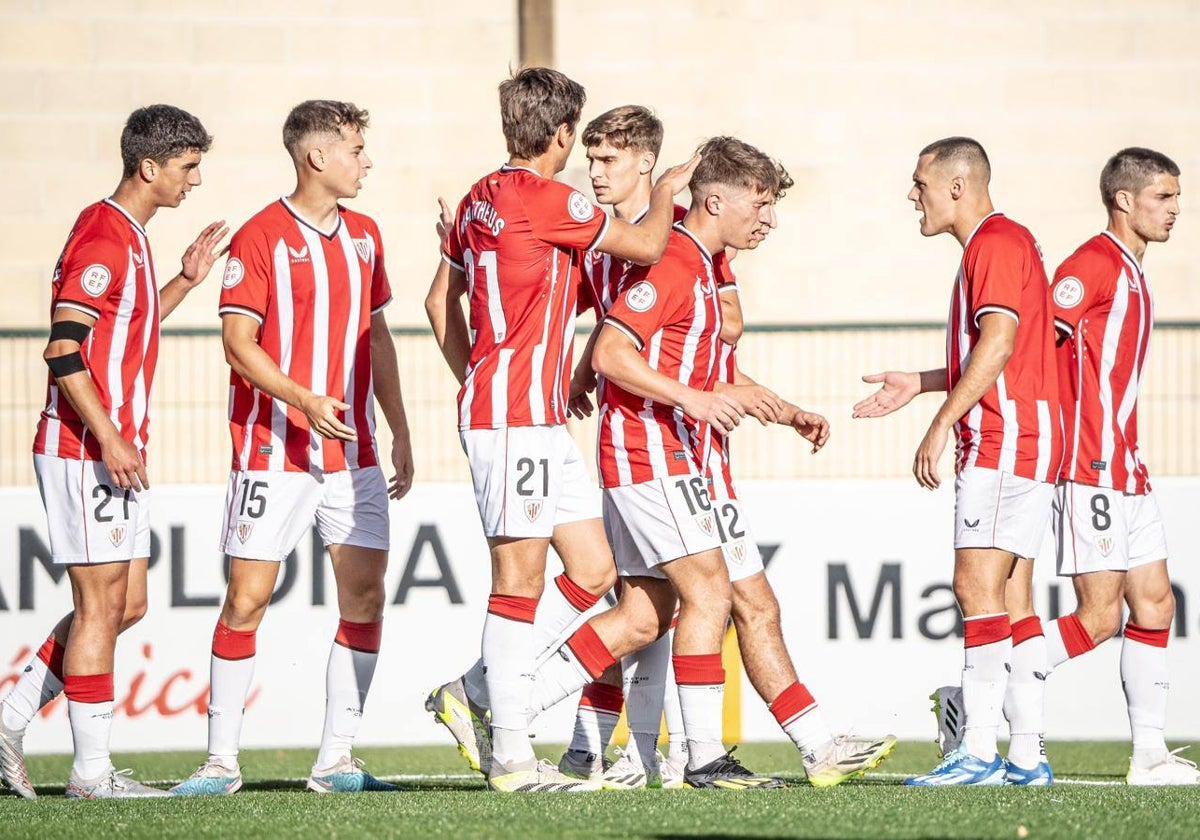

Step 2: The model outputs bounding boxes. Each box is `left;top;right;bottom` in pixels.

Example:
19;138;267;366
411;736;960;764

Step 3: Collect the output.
424;68;697;793
171;100;413;796
0;105;225;799
854;137;1062;786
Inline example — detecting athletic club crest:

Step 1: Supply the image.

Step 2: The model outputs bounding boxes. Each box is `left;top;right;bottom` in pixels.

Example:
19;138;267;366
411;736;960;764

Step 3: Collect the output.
236;520;254;543
524;499;543;522
108;525;126;547
1095;536;1114;557
695;513;714;537
353;238;372;263
728;540;746;566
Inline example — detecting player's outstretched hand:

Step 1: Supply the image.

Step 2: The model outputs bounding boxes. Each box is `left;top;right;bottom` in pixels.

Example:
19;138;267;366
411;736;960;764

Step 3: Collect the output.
435;197;453;248
853;371;921;418
913;421;948;490
389;435;414;500
681;389;744;435
792;409;830;453
653;153;702;196
302;394;356;441
721;383;785;426
179;220;230;287
100;433;149;492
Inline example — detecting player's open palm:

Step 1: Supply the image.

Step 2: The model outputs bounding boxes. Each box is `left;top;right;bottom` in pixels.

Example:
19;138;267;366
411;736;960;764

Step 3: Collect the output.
303;394;356;441
853;371;921;419
654;153;702;195
179;220;230;287
389;435;414;500
792;409;830;453
682;389;744;435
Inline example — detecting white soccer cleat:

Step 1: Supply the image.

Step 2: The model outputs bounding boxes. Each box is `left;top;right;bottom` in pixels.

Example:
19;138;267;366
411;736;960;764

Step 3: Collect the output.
803;734;898;787
931;685;965;758
557;748;608;781
660;750;687;790
599;748;657;790
1127;749;1200;786
169;758;243;796
425;677;491;775
0;718;36;799
488;758;601;792
66;767;169;799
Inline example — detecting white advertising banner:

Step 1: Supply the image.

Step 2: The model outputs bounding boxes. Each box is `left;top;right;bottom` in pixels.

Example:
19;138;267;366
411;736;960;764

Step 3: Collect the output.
1;479;1197;755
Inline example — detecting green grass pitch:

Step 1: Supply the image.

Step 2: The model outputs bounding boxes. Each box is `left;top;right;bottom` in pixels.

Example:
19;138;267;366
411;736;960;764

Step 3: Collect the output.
1;741;1197;839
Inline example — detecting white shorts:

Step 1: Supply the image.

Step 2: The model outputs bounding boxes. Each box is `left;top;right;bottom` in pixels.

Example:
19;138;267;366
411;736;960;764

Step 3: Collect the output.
220;467;390;562
33;454;150;565
708;482;764;584
1053;482;1168;576
460;425;601;539
953;467;1054;558
603;476;723;579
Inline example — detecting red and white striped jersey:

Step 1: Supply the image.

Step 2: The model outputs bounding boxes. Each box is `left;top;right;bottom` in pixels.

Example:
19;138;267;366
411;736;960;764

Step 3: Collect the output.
579;204;687;320
597;224;723;488
946;213;1063;482
706;253;740;499
1052;232;1153;494
444;165;608;431
219;199;392;473
34;199;160;461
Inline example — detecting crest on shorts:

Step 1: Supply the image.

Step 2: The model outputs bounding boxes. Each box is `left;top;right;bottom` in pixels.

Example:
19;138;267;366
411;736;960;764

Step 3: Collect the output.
353;238;372;263
1095;536;1114;557
108;525;126;547
524;499;544;522
728;540;746;566
236;520;254;543
695;513;715;537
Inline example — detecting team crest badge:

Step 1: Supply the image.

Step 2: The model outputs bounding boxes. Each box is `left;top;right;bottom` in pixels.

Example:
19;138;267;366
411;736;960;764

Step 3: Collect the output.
108;525;126;548
567;190;594;223
695;513;714;537
236;520;254;543
1054;276;1084;309
81;264;112;297
728;540;746;566
222;258;245;288
353;238;372;263
1095;536;1114;557
524;499;544;522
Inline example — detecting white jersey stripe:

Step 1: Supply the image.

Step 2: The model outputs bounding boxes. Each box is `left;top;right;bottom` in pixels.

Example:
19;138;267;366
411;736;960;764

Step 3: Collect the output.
107;249;137;434
1096;266;1130;489
493;349;514;426
301;226;329;472
995;372;1018;474
268;239;294;472
336;225;364;467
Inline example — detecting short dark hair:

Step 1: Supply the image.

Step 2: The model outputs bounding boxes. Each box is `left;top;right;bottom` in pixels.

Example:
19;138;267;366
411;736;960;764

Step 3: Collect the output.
499;67;586;159
582;106;663;157
690;136;793;201
1100;147;1181;211
120;105;212;178
283;100;370;160
919;136;991;184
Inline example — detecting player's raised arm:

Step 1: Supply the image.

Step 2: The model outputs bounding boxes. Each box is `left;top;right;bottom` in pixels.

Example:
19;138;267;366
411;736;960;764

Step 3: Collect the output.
593;154;701;266
852;368;946;418
159;220;230;319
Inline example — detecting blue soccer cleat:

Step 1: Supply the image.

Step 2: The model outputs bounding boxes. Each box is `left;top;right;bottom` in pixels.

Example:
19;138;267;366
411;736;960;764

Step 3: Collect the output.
1005;760;1054;786
307;756;397;793
904;748;1006;786
170;759;243;796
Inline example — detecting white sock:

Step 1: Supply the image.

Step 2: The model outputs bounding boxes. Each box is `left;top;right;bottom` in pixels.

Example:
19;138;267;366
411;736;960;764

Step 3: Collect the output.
1;652;63;731
622;634;671;770
961;614;1012;761
1122;623;1170;768
1003;619;1047;769
462;658;489;709
1042;619;1069;673
483;596;538;767
68;699;113;780
316;620;381;770
770;682;833;755
208;622;257;767
567;679;623;757
673;654;726;770
662;640;687;766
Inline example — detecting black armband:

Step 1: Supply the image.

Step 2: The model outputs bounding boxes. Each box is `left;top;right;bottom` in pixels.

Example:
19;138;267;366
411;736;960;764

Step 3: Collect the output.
46;351;87;379
49;320;92;343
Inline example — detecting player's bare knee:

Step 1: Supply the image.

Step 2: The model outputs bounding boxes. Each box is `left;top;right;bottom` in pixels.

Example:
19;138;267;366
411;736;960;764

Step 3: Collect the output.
1130;587;1175;630
120;597;148;631
223;587;271;627
1077;605;1121;645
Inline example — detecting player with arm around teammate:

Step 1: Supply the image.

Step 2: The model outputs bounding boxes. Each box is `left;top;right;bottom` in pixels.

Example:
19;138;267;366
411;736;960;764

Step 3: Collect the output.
0;105;226;799
171;100;413;797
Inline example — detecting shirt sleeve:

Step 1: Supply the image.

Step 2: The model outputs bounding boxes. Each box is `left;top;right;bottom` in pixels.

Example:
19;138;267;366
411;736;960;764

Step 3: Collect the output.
367;220;392;314
218;226;273;324
442;197;466;271
604;264;688;352
964;231;1025;326
525;180;610;253
1051;250;1116;336
53;234;127;321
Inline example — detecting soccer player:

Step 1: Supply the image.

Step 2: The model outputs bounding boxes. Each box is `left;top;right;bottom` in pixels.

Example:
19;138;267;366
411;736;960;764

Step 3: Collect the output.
0;105;225;799
854;137;1062;786
562;118;897;789
171;100;413;796
521;137;807;791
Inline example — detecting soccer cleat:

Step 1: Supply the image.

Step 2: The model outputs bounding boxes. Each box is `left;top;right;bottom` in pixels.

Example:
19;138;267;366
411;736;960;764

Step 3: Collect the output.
683;747;786;790
169;758;243;796
930;685;965;758
1005;760;1054;786
904;748;1006;786
600;748;657;790
659;751;686;790
488;758;600;792
425;677;491;775
803;734;898;787
1126;749;1200;786
307;756;397;793
66;768;169;799
0;718;36;800
557;748;608;781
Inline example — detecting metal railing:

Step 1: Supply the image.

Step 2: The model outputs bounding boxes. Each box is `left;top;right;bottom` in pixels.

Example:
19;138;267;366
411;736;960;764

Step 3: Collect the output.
2;323;1197;485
